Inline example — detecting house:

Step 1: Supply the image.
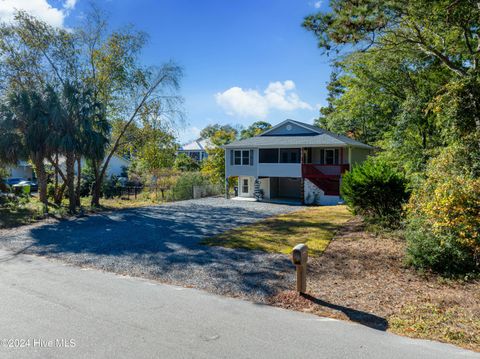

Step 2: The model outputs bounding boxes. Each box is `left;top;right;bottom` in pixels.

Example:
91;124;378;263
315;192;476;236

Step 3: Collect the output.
6;155;130;181
7;161;34;180
224;119;373;205
177;138;213;162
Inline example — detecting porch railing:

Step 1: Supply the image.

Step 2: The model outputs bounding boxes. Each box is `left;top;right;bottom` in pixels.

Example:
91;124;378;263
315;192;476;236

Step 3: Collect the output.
302;164;349;177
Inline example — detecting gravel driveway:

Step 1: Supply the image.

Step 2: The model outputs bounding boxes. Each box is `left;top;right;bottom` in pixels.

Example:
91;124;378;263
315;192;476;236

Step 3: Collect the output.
0;198;303;301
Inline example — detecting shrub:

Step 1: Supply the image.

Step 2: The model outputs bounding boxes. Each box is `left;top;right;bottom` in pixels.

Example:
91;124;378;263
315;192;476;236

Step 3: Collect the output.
170;172;209;200
174;153;200;172
405;147;480;274
406;216;478;274
102;175;122;199
79;163;96;197
341;158;410;227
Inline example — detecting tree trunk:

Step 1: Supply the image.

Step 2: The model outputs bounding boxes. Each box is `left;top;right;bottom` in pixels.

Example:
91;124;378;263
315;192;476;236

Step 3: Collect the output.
65;152;76;213
54;182;66;206
90;160;102;207
76;157;82;206
32;155;48;212
54;153;59;195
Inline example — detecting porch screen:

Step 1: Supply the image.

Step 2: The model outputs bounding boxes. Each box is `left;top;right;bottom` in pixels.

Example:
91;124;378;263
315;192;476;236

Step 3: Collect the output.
280;148;301;163
259;149;278;163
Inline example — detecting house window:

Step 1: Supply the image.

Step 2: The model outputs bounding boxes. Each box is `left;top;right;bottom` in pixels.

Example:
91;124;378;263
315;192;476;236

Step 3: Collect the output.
322;149;339;165
232;150;253;165
279;148;301;163
259;149;278;163
189;151;200;161
242;178;249;194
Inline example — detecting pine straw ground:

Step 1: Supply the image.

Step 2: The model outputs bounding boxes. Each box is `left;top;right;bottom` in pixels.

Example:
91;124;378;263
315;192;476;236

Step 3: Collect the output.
268;218;480;352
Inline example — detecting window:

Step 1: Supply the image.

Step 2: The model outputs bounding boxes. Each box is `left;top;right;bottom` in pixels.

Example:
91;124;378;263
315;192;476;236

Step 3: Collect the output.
321;149;339;165
242;178;249;193
189;152;200;161
242;150;250;165
232;150;253;166
234;151;242;165
279;148;301;163
259;149;278;163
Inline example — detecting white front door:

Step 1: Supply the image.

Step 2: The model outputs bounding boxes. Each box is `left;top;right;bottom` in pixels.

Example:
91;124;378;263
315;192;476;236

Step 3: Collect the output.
239;177;251;197
241;178;249;195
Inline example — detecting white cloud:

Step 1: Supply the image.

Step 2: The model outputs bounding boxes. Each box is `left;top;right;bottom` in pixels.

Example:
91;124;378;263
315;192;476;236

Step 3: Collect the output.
215;80;312;119
313;1;322;9
0;0;77;28
63;0;77;10
178;125;201;144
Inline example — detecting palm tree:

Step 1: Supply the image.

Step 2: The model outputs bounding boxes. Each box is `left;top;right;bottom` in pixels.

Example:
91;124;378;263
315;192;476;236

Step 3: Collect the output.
48;82;109;212
0;88;53;209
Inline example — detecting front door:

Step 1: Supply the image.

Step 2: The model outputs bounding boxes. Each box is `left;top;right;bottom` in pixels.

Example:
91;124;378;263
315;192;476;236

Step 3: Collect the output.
241;177;250;196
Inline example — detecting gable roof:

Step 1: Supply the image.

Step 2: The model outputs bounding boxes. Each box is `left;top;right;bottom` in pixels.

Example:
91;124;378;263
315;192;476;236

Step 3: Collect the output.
179;138;213;151
224;119;372;149
260;119;321;136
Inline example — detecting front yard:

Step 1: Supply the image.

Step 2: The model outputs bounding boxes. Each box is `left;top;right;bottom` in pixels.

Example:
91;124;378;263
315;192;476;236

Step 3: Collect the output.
202;205;352;256
204;208;480;352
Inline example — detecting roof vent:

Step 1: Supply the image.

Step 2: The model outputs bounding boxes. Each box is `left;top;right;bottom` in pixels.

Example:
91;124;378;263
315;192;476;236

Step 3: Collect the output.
286;124;292;131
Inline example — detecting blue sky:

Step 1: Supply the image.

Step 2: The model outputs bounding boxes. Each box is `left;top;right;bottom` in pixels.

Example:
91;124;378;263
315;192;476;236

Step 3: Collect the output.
1;0;332;143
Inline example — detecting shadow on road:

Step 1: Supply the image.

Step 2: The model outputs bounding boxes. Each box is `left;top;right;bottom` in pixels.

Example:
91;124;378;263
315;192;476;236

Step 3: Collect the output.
300;293;388;331
0;199;299;299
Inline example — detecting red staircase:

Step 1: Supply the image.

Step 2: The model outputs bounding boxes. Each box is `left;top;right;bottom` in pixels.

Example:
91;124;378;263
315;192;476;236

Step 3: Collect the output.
302;164;349;196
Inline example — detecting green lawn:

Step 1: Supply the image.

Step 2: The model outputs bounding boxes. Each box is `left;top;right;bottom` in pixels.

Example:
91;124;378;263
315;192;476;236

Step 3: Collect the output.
202;205;353;256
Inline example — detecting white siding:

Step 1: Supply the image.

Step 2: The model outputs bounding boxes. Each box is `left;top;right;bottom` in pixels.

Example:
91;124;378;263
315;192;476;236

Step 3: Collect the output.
257;163;301;177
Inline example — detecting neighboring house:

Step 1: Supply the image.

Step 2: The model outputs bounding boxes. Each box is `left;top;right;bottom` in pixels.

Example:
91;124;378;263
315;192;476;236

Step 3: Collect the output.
7;161;34;180
6;155;130;181
55;155;131;178
224;119;373;205
177;138;213;162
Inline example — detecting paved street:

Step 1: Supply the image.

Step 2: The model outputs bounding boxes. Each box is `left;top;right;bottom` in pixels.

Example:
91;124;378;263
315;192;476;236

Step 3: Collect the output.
0;250;477;359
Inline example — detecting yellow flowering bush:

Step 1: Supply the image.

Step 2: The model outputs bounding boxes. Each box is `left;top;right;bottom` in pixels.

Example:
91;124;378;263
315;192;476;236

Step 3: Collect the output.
406;147;480;274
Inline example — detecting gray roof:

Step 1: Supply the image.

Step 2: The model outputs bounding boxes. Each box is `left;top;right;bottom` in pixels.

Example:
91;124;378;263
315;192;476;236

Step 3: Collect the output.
224;120;372;149
179;138;213;151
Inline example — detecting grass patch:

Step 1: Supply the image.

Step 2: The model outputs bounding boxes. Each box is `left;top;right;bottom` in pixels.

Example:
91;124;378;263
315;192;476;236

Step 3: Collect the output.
389;303;480;351
0;195;160;229
79;196;159;211
0;200;47;228
202;205;353;256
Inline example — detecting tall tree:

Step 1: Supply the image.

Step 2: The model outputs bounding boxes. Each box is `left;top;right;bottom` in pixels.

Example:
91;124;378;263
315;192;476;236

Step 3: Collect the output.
240;121;272;139
303;0;480;149
0;10;183;209
75;7;183;206
0;87;55;208
201;127;237;184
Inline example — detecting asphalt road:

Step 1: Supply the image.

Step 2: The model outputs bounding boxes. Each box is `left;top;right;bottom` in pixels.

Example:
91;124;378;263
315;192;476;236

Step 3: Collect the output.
0;250;477;359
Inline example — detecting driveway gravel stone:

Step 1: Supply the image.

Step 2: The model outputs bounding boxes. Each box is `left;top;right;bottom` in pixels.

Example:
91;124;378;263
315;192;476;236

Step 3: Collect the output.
0;197;304;301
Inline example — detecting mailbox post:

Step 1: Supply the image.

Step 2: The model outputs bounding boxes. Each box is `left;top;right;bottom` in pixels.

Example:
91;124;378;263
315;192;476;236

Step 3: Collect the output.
291;244;308;293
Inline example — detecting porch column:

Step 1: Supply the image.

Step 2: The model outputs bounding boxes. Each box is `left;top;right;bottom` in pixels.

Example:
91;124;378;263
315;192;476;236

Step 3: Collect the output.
348;146;352;171
225;177;229;199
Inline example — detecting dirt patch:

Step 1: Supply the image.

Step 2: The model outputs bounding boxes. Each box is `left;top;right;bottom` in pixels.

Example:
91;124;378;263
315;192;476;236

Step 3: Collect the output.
269;217;480;352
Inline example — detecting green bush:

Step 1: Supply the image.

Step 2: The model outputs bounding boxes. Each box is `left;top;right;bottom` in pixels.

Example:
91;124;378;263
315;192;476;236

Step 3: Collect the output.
102;175;122;199
405;216;477;275
171;172;208;200
79;163;96;197
405;147;480;275
341;158;410;227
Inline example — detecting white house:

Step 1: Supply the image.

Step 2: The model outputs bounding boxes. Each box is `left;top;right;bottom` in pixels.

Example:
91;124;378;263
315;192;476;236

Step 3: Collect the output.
6;155;130;181
224;119;373;205
177;138;213;162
